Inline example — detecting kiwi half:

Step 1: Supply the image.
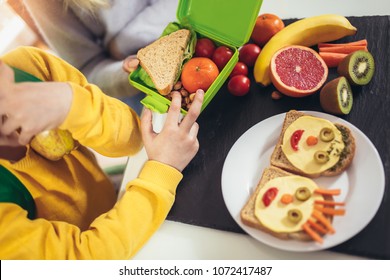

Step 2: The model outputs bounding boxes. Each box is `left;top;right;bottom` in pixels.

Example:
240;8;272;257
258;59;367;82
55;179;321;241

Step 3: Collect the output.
320;77;353;115
337;50;375;86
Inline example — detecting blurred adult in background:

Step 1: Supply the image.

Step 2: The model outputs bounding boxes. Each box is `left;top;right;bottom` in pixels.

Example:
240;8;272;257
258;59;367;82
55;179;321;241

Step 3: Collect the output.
23;0;179;114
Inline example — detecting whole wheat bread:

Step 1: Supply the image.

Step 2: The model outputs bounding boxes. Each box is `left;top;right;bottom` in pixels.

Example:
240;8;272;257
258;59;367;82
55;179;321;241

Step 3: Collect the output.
240;166;333;241
137;29;191;95
270;110;356;178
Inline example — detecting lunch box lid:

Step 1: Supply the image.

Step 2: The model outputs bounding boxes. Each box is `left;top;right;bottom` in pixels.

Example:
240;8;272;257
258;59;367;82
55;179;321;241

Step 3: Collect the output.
177;0;263;47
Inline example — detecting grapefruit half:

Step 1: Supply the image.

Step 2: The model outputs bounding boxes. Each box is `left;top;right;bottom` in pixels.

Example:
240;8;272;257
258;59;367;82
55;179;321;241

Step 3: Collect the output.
270;45;328;97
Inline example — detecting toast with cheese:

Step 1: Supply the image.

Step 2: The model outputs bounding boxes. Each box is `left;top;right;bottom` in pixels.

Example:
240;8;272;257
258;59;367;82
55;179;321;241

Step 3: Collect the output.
137;29;191;95
270;110;356;178
240;166;334;242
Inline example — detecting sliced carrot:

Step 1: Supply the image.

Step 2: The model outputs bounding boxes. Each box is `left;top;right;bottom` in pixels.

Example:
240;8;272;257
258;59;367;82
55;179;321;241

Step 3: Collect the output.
314;188;341;196
319;52;347;68
280;194;293;204
306;135;318;146
312;209;335;234
315;200;345;206
302;223;324;244
319;45;368;54
318;39;368;48
314;205;346;216
307;218;328;235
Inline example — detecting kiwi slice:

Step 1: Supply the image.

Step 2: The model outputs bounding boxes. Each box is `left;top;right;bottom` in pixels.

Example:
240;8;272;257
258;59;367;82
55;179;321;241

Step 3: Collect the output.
337;50;375;86
320;77;353;115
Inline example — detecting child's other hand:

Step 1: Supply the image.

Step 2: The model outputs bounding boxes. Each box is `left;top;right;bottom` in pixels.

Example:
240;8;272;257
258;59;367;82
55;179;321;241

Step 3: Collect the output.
0;61;73;145
141;90;204;172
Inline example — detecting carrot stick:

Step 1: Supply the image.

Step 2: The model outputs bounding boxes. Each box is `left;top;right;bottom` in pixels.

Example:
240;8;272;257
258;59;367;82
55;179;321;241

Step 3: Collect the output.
312;210;335;234
302;223;324;244
319;52;347;68
314;188;341;196
319;45;368;54
314;205;346;216
318;39;368;48
307;219;328;234
315;200;345;206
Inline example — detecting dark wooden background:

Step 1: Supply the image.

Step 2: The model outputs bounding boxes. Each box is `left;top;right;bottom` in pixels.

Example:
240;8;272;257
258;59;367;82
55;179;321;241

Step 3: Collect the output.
166;16;390;259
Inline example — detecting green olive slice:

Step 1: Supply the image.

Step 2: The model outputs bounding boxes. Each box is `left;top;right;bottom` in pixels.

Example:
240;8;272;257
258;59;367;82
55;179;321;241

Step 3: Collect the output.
320;127;335;142
295;187;311;201
314;151;330;164
287;209;303;223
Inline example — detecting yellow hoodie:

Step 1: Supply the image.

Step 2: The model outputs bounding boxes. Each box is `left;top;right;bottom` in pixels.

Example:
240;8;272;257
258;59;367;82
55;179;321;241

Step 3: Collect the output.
0;47;182;259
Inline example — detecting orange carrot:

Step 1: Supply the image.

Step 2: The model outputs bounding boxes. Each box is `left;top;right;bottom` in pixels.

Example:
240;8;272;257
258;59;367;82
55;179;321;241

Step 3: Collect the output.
314;188;341;196
319;45;368;54
280;194;293;204
318;39;368;48
319;52;347;68
312;210;335;234
306;135;318;146
302;223;324;244
314;205;346;216
307;219;328;235
315;200;345;206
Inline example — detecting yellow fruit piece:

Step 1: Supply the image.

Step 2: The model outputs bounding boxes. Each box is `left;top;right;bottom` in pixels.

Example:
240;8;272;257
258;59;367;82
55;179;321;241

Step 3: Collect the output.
30;129;77;161
254;14;357;87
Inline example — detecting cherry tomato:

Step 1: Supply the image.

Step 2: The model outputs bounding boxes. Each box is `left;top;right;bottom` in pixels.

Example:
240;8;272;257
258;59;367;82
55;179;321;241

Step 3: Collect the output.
229;62;248;78
262;187;278;207
212;46;234;70
239;43;261;67
290;129;304;151
195;38;216;58
227;75;250;96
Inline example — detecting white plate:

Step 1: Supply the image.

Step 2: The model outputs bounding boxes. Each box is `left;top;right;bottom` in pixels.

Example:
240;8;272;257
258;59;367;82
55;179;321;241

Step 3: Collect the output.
221;111;385;252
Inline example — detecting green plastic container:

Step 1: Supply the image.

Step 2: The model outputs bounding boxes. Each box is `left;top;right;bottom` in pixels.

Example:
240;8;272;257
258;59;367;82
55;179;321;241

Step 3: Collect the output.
129;0;263;114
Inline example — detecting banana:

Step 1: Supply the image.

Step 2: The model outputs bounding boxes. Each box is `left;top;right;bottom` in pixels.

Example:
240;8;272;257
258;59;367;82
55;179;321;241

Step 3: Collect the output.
253;14;357;87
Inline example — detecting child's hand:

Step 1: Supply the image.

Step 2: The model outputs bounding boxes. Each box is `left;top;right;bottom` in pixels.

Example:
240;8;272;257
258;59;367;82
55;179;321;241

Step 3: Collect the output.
141;90;204;172
0;61;73;145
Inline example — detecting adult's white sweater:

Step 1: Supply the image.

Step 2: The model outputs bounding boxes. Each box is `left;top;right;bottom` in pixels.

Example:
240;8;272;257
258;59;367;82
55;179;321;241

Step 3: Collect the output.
23;0;178;99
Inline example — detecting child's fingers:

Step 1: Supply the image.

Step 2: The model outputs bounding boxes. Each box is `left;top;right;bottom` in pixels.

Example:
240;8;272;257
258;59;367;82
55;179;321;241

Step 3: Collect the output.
0;118;20;138
188;122;200;139
0;132;20;147
165;92;182;127
140;107;154;144
180;89;204;133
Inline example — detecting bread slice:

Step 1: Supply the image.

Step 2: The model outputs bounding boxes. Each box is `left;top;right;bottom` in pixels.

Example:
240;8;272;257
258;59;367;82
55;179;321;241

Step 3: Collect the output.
137;29;191;95
270;110;356;178
240;166;333;241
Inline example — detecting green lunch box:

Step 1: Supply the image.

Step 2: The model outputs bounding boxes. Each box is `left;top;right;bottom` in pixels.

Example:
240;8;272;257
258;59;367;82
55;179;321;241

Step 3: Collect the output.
129;0;263;114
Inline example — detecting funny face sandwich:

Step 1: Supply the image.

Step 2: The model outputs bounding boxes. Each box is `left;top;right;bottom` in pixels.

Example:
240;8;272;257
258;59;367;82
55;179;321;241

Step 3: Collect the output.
241;166;345;243
270;110;356;178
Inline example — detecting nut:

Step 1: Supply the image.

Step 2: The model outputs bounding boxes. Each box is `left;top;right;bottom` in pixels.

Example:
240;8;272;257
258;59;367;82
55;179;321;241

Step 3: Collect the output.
173;81;182;90
271;91;283;100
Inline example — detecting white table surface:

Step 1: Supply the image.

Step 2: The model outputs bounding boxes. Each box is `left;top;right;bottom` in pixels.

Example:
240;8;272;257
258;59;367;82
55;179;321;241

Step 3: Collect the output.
118;0;390;260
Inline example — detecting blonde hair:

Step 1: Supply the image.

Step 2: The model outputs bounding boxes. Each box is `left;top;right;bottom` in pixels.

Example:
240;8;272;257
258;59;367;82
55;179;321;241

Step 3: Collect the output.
63;0;110;12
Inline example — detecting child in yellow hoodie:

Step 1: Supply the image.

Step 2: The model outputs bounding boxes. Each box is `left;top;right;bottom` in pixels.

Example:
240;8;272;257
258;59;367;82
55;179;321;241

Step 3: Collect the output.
0;46;204;259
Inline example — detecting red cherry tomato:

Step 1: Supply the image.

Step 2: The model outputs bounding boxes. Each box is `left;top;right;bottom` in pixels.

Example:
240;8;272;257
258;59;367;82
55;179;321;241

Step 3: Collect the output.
291;130;304;151
212;46;234;71
227;75;250;96
239;43;261;67
262;187;278;207
195;38;216;58
229;62;248;78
